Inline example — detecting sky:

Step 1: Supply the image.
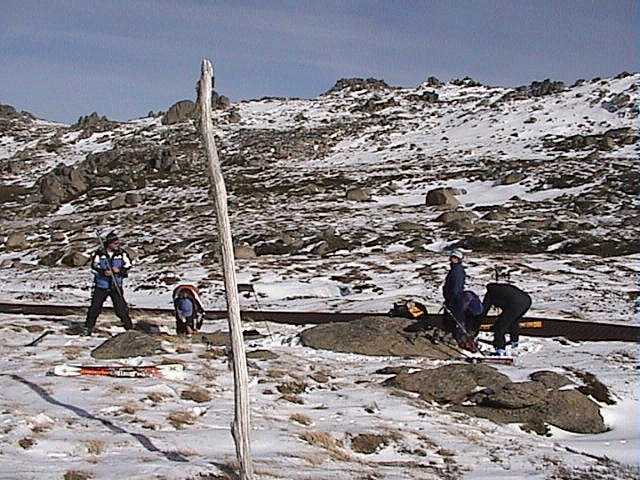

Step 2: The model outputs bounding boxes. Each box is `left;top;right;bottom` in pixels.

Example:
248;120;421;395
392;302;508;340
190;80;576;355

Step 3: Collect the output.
0;0;638;123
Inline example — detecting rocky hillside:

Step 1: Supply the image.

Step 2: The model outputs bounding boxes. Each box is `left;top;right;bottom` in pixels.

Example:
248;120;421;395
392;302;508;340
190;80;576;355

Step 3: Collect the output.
0;73;638;320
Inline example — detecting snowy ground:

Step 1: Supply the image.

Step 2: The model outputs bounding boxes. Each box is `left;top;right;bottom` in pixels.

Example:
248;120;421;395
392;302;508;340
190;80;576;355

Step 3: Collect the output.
0;313;638;479
1;73;639;478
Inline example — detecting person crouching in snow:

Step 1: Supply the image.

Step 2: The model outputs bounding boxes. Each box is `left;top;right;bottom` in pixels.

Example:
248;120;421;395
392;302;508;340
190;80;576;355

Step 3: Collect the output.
85;232;133;336
172;285;205;335
481;282;532;356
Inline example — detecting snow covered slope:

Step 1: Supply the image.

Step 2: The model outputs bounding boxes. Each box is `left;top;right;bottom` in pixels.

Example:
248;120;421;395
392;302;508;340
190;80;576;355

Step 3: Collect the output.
0;73;638;322
0;73;638;480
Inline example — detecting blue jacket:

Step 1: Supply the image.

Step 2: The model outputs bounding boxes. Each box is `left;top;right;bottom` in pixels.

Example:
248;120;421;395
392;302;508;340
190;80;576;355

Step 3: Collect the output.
175;297;194;319
90;248;132;289
443;263;465;306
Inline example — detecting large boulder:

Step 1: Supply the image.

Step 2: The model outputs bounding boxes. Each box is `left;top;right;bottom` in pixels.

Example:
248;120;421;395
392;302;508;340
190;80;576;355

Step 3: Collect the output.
4;232;27;250
300;317;460;359
110;194;127;209
346;187;371;202
125;192;143;206
38;164;92;204
161;100;196;125
384;364;510;404
385;364;607;435
227;110;241;123
91;331;162;359
61;250;90;267
234;244;257;259
435;210;478;224
425;188;460;207
498;172;525;185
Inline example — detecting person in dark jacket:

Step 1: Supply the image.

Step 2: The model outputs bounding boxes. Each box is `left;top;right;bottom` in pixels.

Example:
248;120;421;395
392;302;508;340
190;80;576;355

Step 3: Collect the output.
84;232;133;335
482;282;532;355
442;249;466;339
173;285;204;335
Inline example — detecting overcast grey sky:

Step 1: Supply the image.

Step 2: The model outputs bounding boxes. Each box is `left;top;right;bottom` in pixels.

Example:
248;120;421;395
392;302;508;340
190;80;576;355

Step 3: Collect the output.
1;0;637;123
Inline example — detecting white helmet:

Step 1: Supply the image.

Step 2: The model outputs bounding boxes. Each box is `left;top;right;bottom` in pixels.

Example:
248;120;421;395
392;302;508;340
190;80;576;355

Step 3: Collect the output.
449;249;464;260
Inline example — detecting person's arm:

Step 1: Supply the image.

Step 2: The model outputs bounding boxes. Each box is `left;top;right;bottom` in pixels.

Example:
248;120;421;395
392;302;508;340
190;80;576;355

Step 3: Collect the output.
481;289;493;317
90;251;109;275
119;251;133;277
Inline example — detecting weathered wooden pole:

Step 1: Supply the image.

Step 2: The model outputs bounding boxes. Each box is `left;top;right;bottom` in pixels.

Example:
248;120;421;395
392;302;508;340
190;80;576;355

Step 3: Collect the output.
197;58;254;480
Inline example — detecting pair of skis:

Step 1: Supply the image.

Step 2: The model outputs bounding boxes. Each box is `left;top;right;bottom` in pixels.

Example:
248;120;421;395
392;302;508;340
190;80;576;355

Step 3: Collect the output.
53;363;184;379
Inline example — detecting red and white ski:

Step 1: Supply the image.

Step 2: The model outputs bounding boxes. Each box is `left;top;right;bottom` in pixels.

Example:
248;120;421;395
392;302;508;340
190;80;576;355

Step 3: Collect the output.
53;363;184;379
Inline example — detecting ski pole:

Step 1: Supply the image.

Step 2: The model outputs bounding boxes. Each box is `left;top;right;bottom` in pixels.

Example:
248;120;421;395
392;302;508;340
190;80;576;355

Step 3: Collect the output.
251;289;275;342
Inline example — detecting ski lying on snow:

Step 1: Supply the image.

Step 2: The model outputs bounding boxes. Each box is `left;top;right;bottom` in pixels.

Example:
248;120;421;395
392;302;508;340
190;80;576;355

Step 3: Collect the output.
461;356;515;365
53;363;184;379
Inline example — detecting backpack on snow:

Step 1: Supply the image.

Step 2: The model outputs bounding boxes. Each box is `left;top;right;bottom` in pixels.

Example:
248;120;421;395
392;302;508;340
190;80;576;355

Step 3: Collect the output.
389;300;428;319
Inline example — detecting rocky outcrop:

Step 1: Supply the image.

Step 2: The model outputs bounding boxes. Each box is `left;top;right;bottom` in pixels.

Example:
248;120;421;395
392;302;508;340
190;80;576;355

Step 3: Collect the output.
499;79;565;102
311;227;351;257
602;92;631;113
425;187;461;207
212;91;231;110
549;127;637;152
450;76;481;87
352;96;399;113
423;76;444;87
385;365;607;435
325;78;391;94
234;244;257;259
37;163;93;204
300;317;460;359
227;110;241;123
345;187;371;202
435;210;478;224
60;250;90;267
498;172;525;185
406;91;439;103
91;331;162;359
4;232;27;250
72;112;112;130
0;104;34;122
161;100;196;125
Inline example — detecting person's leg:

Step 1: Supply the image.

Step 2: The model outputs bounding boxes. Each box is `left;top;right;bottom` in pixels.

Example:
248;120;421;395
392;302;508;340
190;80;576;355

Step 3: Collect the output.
450;301;467;341
110;289;133;330
510;297;532;346
176;317;186;335
492;312;513;350
85;288;109;334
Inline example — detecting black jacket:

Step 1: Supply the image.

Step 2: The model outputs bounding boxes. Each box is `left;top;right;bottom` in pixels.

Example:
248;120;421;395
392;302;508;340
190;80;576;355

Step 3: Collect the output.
482;283;531;315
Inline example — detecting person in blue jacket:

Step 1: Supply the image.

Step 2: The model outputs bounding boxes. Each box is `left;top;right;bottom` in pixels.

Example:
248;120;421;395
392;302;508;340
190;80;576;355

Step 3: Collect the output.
442;249;466;339
173;285;204;335
84;232;133;335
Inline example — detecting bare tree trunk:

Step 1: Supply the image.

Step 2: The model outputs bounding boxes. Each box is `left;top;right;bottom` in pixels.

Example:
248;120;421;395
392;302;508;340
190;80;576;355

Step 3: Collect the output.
197;58;254;480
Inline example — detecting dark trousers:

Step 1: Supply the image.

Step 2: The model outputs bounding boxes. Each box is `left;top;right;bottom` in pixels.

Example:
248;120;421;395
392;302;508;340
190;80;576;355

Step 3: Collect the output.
444;300;466;340
175;315;194;335
85;287;132;333
492;298;532;349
